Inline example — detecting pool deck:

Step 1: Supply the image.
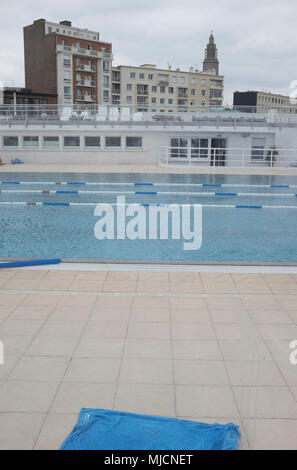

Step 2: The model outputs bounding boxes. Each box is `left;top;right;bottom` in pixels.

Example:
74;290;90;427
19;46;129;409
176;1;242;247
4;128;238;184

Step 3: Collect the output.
0;264;297;450
1;163;297;176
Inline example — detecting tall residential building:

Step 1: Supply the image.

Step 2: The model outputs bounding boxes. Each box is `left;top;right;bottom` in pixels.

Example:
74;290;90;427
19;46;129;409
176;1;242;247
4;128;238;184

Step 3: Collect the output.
23;19;113;106
203;32;219;76
111;33;223;111
233;91;297;113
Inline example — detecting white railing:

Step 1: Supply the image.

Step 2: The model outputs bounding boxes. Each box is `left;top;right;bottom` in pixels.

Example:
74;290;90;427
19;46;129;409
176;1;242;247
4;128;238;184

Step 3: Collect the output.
160;147;297;168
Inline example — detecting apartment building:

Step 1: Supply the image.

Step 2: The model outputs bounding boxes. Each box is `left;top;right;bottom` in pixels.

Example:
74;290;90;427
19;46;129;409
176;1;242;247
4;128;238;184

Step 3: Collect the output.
1;87;57;106
233;91;297;113
111;34;223;111
23;19;113;106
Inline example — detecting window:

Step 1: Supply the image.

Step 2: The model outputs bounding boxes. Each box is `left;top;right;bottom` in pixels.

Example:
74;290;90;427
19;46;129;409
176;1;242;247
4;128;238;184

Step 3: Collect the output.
103;75;109;86
201;90;206;96
63;54;71;66
152;97;156;104
160;98;165;104
190;100;196;106
191;138;208;158
88;44;94;51
48;27;52;33
160;86;165;93
130;72;135;79
168;87;174;94
139;73;145;79
179;77;185;84
85;136;100;148
168;98;173;104
64;86;71;98
137;96;146;104
64;136;80;147
103;61;110;71
61;39;67;46
251;138;265;160
105;136;121;148
172;76;177;83
170;137;187;158
64;70;71;82
126;137;142;148
148;74;153;80
201;79;206;85
210;80;223;87
152;86;157;93
44;136;59;148
210;89;221;98
127;96;132;103
3;136;18;147
103;90;109;99
127;84;132;91
191;89;195;95
22;136;38;148
191;78;197;84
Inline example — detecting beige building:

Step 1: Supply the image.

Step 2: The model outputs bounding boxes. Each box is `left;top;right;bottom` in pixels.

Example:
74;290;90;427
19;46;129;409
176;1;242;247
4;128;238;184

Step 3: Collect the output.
111;34;224;111
233;91;297;114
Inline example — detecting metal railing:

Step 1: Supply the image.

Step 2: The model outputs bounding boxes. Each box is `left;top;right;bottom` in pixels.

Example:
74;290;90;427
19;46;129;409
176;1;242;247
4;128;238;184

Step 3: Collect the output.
159;147;297;168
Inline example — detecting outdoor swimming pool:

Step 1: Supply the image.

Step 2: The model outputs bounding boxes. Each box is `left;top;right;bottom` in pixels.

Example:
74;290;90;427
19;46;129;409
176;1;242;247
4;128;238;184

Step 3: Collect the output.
0;172;297;263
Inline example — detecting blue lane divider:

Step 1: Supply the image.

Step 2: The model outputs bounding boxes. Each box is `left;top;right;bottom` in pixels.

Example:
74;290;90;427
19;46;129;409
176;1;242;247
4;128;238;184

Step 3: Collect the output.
271;185;289;188
215;192;237;196
235;205;263;209
56;191;79;194
67;182;86;185
135;191;157;195
2;181;20;184
134;183;154;186
43;202;70;206
203;183;222;187
0;259;61;269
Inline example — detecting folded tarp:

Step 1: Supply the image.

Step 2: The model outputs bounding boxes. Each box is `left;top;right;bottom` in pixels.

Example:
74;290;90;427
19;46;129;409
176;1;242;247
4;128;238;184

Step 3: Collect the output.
60;408;240;450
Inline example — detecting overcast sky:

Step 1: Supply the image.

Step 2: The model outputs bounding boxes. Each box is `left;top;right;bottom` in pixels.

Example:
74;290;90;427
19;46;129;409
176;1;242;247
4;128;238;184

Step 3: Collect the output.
1;0;296;103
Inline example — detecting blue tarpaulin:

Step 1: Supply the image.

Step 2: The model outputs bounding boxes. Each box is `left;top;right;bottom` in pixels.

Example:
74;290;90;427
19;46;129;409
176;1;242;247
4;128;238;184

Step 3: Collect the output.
60;408;240;450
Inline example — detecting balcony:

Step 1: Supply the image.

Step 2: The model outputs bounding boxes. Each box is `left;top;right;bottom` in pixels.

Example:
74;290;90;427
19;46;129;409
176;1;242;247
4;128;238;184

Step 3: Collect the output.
75;64;96;72
57;44;112;59
76;94;96;102
158;80;169;86
76;80;96;87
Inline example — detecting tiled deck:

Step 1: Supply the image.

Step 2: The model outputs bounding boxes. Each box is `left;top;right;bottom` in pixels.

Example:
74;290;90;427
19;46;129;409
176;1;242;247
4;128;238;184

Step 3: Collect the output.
0;267;297;449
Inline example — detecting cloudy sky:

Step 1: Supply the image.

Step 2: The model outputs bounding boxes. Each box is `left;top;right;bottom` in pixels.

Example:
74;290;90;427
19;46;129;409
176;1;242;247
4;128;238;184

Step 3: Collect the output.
1;0;296;103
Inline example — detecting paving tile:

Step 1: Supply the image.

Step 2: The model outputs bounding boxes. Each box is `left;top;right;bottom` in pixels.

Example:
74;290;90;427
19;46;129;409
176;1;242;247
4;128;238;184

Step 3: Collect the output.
169;272;201;282
49;305;92;321
130;308;170;323
0;305;15;323
0;355;19;380
9;305;53;320
174;360;229;385
203;282;237;294
0;335;33;356
225;360;286;386
119;358;173;384
127;322;171;340
22;294;61;307
170;309;210;323
257;324;297;341
235;282;272;294
170;282;204;293
137;281;170;293
124;339;172;359
103;281;137;292
169;297;207;310
63;357;121;383
114;383;175;417
0;319;44;336
107;271;138;281
231;273;264;283
233;386;297;418
90;308;130;322
261;273;296;284
3;279;39;290
138;272;169;281
95;296;133;309
58;294;97;308
214;324;260;340
68;280;104;292
243;418;297;450
206;298;244;310
34;413;77;450
13;269;47;280
175;385;238;418
0;413;45;450
0;269;16;279
209;309;251;323
0;293;27;306
172;340;222;360
35;279;73;291
265;340;295;361
38;320;86;337
219;339;272;361
275;361;297;386
9;356;70;382
199;273;232;283
0;381;59;412
132;296;170;309
43;270;77;280
242;297;282;311
74;338;124;358
75;271;108;281
26;336;79;357
83;320;127;338
50;382;116;414
171;323;216;340
268;283;297;295
248;309;292;324
278;298;297;312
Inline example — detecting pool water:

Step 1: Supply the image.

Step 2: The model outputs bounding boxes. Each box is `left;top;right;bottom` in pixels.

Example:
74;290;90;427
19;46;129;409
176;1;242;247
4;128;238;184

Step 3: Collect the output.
0;172;297;263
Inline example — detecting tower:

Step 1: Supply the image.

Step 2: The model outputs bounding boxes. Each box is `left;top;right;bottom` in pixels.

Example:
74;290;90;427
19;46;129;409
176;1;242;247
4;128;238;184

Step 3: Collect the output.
203;32;219;75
